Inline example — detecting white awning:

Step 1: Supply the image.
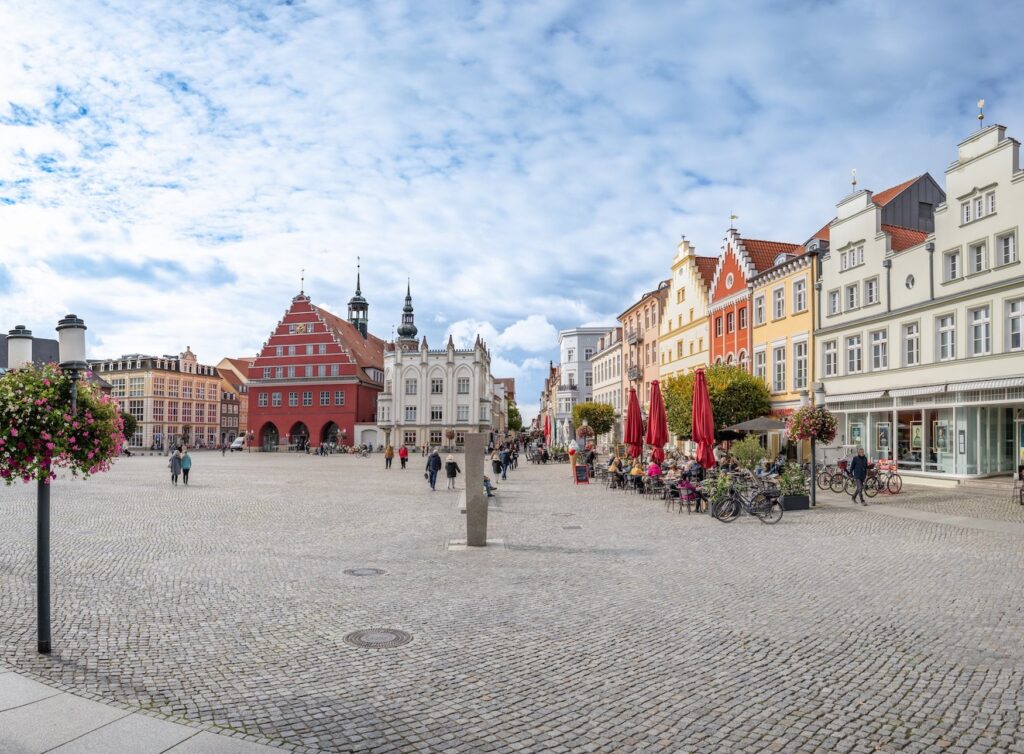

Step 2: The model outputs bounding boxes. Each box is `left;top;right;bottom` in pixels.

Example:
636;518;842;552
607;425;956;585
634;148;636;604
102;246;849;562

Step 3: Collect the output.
946;377;1024;391
823;390;887;404
888;385;946;398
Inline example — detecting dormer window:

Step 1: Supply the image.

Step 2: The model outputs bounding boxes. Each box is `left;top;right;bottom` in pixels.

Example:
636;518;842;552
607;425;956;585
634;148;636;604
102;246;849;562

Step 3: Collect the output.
773;253;792;266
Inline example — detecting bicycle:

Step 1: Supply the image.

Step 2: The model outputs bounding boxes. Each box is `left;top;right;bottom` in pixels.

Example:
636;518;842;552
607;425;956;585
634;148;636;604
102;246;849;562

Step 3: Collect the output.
711;483;783;524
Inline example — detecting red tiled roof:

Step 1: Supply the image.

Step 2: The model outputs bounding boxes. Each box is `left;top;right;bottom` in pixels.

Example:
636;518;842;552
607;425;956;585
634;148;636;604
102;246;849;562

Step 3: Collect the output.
882;224;928;252
695;256;718;291
224;357;252;379
872;176;919;207
742;239;804;273
808;221;832;242
312;305;385;380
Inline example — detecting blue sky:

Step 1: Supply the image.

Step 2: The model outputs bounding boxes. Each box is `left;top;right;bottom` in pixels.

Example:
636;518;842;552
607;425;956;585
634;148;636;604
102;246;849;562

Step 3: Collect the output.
2;0;1024;418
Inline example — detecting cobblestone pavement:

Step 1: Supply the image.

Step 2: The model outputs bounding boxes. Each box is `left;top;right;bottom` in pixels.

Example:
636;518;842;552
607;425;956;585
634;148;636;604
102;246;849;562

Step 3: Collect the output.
817;480;1024;524
1;453;1023;753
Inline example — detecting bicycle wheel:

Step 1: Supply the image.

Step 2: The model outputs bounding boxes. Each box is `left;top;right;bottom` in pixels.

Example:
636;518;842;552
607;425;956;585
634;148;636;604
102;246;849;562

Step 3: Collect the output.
752;495;783;524
816;471;832;490
887;473;903;494
864;477;879;498
713;497;739;523
829;474;846;494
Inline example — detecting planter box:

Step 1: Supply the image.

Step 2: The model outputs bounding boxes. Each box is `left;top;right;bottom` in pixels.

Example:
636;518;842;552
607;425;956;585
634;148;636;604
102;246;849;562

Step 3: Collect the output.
781;494;809;511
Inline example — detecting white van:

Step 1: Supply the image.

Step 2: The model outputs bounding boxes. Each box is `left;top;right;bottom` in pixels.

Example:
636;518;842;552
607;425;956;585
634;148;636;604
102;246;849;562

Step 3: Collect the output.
229;437;246;452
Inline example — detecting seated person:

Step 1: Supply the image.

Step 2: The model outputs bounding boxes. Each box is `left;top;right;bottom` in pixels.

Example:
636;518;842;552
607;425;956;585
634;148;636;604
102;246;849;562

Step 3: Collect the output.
629;460;645;490
483;476;497;497
646;460;662;477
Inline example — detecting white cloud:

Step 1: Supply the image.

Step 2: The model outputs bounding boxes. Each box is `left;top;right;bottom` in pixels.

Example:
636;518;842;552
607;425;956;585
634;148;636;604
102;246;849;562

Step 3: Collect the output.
2;1;1023;406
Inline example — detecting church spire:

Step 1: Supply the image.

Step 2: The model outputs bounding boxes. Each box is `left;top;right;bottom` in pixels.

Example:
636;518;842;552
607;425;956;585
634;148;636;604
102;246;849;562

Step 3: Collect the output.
347;257;369;338
396;278;418;347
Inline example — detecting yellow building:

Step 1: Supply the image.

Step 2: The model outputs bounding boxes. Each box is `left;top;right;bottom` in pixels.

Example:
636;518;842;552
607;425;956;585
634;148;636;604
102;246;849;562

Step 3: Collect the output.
749;225;826;457
659;238;718;379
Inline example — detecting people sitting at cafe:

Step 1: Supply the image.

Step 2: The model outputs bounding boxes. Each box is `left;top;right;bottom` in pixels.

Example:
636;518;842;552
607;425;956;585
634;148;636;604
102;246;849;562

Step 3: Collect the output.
646;459;662;477
629;460;645;491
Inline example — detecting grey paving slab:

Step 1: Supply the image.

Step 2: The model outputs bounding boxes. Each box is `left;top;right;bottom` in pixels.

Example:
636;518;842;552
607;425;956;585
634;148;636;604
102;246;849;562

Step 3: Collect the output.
0;692;128;753
47;711;197;753
818;490;1024;535
164;731;288;753
1;452;1023;753
0;671;61;712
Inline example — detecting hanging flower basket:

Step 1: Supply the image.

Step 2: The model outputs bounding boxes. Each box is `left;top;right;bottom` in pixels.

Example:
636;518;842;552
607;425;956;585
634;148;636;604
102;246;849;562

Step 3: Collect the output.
0;364;125;485
787;406;837;444
576;425;594;439
444;429;455;440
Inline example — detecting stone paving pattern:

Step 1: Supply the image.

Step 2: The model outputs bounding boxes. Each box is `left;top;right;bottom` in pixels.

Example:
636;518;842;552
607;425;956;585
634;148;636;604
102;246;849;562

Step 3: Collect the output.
1;453;1023;753
820;480;1024;524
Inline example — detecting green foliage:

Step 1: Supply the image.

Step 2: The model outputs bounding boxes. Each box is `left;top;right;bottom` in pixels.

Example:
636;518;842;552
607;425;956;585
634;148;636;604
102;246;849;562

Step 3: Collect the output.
778;462;809;495
701;472;732;507
507;401;523;432
663;364;772;440
571;401;616;437
121;411;138;440
730;436;767;471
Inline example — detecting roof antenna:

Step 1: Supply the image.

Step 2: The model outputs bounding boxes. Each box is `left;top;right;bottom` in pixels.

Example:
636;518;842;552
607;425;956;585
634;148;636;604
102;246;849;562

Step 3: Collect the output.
977;98;985;129
851;168;857;191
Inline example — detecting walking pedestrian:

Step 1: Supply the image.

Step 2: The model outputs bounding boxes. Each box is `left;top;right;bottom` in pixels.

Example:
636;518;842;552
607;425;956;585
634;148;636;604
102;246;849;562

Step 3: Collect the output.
426;447;442;491
499;445;510;480
181;449;193;485
385;444;394;469
491;448;502;476
168;448;182;485
445;454;461;490
398;444;408;469
850;447;869;505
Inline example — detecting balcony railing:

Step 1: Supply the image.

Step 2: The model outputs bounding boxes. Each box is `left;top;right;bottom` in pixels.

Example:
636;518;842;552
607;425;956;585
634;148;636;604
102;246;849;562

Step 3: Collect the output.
627;366;641;381
625;330;642;345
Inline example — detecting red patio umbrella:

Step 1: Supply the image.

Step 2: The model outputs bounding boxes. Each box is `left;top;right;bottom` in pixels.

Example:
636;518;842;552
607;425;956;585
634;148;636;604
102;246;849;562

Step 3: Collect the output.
645;379;669;463
543;413;551;443
691;369;716;469
623;387;644;459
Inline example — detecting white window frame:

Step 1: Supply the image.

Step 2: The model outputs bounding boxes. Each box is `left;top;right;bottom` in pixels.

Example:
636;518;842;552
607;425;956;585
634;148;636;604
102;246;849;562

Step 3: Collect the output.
845;284;858;310
1008;299;1024;352
969;242;987;274
772;286;785;320
793;278;807;313
754;295;765;325
405;406;417;422
998;232;1016;265
969;306;991;356
405;378;417;395
828;290;840;316
986;191;996;215
846;335;862;374
823;340;837;377
903;322;920;367
864;277;879;306
792;340;808;391
870;329;888;370
937;314;956;362
771;345;786;393
961;202;971;224
753;349;767;382
944;250;961;282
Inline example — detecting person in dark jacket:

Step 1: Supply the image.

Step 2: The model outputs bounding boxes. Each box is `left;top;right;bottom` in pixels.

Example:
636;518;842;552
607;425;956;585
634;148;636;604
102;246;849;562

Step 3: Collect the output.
444;454;461;490
499;446;510;480
850;447;869;505
426;448;442;491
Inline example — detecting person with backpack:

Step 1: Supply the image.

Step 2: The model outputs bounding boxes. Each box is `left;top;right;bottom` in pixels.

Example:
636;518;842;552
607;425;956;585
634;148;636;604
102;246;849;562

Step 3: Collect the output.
444;454;461;490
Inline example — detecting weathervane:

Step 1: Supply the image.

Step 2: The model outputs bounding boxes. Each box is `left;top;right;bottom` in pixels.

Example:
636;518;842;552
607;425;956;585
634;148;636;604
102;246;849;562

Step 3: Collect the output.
729;213;738;229
978;98;985;129
851;168;857;191
300;268;305;294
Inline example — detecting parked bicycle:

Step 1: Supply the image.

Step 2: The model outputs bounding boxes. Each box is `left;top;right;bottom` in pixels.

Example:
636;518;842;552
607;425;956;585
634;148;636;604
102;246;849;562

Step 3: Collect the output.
711;482;783;525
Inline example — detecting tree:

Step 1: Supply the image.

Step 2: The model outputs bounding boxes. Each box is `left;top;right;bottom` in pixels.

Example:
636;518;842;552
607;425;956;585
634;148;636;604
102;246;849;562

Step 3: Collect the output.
571;402;616;437
730;436;767;471
662;364;771;441
121;411;138;441
507;401;523;432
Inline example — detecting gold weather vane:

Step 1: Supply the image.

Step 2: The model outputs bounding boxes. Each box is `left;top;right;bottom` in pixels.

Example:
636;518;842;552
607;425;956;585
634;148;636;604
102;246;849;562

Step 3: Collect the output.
729;213;738;229
978;98;985;129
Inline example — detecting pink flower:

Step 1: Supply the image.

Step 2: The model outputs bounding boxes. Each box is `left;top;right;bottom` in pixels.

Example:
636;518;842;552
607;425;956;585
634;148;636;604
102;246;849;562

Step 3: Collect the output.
10;428;17;437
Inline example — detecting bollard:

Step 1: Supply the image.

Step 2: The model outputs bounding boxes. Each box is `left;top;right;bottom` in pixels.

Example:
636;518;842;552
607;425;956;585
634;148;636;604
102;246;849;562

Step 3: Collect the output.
465;433;488;546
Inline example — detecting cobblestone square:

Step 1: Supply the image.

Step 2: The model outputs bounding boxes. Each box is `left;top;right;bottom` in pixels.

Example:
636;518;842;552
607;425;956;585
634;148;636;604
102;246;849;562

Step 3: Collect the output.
1;454;1023;753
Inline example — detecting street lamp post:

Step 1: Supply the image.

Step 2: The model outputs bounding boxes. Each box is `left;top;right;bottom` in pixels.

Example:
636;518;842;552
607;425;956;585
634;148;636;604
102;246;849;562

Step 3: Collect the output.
7;316;88;654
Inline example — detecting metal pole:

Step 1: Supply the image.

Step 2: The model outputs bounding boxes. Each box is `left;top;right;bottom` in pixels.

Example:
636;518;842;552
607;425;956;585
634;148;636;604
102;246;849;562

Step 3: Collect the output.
810;437;817;507
37;479;51;653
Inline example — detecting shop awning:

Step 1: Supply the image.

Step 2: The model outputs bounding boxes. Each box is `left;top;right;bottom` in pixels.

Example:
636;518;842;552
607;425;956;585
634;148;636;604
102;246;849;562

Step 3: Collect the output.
823;390;887;404
888;385;946;398
946;377;1024;391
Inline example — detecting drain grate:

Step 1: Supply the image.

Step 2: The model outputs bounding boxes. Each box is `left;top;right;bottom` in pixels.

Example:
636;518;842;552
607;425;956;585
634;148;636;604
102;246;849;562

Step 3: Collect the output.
343;568;386;577
344;629;413;649
562;525;583;530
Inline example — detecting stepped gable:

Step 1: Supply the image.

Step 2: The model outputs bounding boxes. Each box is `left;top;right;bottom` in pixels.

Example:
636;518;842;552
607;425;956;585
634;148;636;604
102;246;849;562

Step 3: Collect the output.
312;305;385;380
695;256;718;290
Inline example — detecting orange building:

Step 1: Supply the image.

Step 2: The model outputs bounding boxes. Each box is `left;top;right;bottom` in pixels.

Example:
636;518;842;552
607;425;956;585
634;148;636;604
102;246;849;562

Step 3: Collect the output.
617;280;670;412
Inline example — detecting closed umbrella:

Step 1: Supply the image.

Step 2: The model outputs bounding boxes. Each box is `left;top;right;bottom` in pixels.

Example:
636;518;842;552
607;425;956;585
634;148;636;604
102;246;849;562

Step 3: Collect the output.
691;369;716;470
624;387;644;459
543;414;551;444
645;379;669;463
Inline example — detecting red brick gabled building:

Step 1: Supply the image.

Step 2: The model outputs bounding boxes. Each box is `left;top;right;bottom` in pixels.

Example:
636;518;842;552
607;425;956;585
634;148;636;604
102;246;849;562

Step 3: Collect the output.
246;286;385;451
709;229;802;370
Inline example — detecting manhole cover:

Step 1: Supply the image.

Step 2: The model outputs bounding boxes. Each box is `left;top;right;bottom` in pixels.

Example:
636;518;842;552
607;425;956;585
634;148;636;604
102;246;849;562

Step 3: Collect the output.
343;568;386;577
344;629;413;649
562;525;583;530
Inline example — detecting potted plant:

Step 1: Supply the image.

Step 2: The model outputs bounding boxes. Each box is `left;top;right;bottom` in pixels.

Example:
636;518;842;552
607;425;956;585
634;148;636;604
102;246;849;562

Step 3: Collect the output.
444;428;455;451
700;472;732;514
778;462;809;510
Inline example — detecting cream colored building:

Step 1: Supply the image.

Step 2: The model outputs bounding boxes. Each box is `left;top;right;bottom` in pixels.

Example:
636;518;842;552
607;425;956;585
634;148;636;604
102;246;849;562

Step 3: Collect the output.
659;239;718;379
816;124;1024;479
590;327;623;448
91;347;221;449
